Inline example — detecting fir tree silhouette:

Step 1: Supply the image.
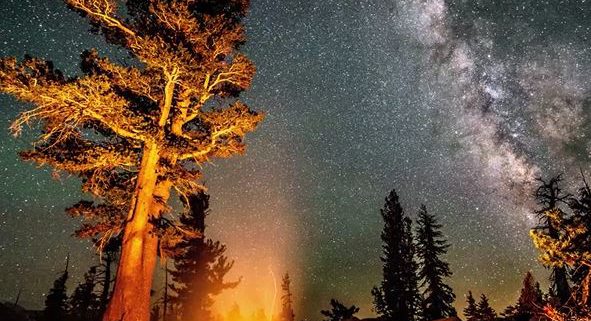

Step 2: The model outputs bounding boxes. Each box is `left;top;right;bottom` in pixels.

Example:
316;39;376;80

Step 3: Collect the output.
70;266;101;321
503;272;543;321
44;255;70;321
320;299;359;321
567;171;591;292
372;189;420;321
97;237;120;314
169;192;240;321
463;291;478;321
415;205;456;320
476;294;496;321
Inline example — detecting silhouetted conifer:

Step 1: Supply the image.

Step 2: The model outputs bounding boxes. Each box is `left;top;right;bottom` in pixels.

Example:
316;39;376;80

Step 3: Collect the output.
95;237;120;314
372;189;420;321
534;282;544;306
44;256;70;321
503;272;543;321
169;192;239;321
476;294;496;321
463;291;478;321
415;205;456;320
320;299;359;321
70;266;101;321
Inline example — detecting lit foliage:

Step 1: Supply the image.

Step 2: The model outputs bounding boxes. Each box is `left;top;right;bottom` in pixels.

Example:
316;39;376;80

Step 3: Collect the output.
0;0;263;251
530;210;591;267
530;209;591;321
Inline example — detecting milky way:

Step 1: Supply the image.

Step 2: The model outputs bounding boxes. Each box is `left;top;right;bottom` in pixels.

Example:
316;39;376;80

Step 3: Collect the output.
399;0;591;212
0;0;590;319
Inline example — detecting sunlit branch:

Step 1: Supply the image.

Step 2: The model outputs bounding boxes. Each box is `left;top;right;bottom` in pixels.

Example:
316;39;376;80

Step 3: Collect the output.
178;102;261;162
2;73;146;142
82;50;160;102
22;148;136;173
66;0;136;37
159;66;180;127
208;58;254;92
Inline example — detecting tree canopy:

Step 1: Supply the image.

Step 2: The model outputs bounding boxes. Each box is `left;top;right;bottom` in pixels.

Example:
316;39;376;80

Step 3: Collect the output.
0;1;263;320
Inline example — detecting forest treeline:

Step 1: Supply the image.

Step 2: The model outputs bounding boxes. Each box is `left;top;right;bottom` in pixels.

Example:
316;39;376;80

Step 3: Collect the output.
6;173;588;321
304;174;591;321
325;174;591;321
29;192;241;321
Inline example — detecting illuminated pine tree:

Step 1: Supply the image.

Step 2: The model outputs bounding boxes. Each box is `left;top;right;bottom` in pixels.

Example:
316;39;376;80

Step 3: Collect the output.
534;176;572;305
280;273;296;321
0;1;263;321
531;209;591;320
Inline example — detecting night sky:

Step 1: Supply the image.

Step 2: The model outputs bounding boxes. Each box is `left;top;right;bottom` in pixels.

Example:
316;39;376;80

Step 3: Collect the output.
1;0;591;319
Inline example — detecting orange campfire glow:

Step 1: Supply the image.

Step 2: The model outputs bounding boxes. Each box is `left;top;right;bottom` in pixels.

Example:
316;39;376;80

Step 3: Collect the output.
200;164;301;321
202;189;299;321
210;265;279;321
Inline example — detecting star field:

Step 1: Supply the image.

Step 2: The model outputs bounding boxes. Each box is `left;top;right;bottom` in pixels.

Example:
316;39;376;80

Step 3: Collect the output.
1;0;590;319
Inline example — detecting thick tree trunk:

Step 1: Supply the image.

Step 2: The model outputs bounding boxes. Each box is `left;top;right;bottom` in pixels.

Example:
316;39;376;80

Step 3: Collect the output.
103;143;162;321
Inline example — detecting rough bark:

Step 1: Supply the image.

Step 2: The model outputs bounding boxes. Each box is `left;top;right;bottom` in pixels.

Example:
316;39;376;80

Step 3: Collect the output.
103;144;161;321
